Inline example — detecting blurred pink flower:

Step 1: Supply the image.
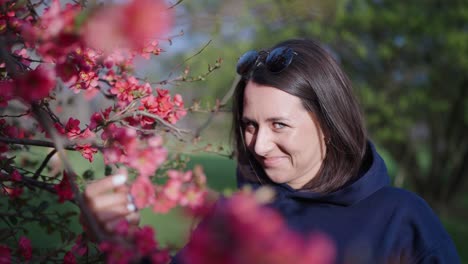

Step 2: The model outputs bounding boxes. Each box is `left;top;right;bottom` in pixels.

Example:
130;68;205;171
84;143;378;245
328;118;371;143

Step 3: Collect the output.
0;80;13;107
99;242;134;264
130;176;155;209
152;195;177;213
63;251;76;264
83;0;172;52
182;191;336;264
14;65;56;103
18;236;32;261
134;226;157;255
54;171;74;203
0;244;10;264
75;144;98;162
11;170;22;182
6;187;23;199
71;234;88;256
163;178;182;201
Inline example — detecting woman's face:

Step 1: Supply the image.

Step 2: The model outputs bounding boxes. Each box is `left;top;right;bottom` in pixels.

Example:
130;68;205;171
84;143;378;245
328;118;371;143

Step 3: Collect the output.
242;81;326;189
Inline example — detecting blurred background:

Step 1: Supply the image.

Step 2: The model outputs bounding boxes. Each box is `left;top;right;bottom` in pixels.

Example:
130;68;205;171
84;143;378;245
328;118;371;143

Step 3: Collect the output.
8;0;467;262
156;0;468;260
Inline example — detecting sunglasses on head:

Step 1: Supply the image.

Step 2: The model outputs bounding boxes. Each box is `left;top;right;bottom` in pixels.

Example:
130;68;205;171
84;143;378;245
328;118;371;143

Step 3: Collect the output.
236;46;296;76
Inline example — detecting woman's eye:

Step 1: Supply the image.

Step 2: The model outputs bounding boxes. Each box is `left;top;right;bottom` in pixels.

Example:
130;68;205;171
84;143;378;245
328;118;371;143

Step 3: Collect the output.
273;122;286;129
244;122;256;132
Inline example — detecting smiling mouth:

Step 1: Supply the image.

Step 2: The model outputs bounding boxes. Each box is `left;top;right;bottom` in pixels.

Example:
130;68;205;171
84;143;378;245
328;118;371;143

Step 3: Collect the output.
259;156;285;167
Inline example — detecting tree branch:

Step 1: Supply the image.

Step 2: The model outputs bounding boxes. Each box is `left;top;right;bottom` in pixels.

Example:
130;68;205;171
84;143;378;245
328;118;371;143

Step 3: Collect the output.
33;149;57;180
194;75;239;137
0;136;75;150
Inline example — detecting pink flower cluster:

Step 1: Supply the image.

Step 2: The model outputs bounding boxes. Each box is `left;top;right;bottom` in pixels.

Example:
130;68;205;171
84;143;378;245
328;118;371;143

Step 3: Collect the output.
99;223;169;264
182;191;336;264
0;236;32;264
101;125;167;178
143;169;208;213
140;89;187;125
1;0;173;105
83;0;172;52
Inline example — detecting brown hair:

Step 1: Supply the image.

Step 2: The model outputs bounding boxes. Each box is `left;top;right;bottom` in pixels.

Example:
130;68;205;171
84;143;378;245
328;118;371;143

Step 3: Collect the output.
232;38;367;193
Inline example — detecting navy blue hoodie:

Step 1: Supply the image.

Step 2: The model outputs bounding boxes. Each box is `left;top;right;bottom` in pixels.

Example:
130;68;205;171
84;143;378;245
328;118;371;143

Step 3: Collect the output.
173;142;460;263
237;142;460;263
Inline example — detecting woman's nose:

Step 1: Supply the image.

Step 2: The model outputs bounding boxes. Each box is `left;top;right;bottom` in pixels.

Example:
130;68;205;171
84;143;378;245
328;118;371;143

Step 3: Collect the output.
254;127;274;156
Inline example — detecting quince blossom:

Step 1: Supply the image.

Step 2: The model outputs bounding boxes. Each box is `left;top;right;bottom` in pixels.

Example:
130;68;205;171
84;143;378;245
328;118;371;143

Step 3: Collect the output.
54;171;74;203
18;236;32;261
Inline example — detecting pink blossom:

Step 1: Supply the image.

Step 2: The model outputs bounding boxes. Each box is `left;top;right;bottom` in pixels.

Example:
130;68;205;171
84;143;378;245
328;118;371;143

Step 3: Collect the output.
134;226;157;255
0;244;10;264
78;128;95;140
179;186;206;209
0;80;13;107
64;117;81;139
18;236;32;261
11;170;22;182
6;187;23;199
28;0;82;62
63;251;76;264
181;191;336;264
14;65;56;103
130;176;155;209
167;170;192;182
114;220;130;236
75;144;98;162
54;171;74;203
152;195;177;213
127;146;167;177
110;76;151;106
150;250;170;264
71;234;88;256
3;124;25;139
99;242;134;264
163;178;182;201
89;107;112;130
141;40;162;59
83;0;172;52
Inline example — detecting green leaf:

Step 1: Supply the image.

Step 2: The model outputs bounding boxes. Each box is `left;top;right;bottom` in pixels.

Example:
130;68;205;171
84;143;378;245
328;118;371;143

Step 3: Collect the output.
36;201;49;213
8;216;17;225
82;169;94;180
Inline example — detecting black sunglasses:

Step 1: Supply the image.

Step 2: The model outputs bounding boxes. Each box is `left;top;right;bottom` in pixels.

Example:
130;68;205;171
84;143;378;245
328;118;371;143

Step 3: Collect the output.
236;47;296;76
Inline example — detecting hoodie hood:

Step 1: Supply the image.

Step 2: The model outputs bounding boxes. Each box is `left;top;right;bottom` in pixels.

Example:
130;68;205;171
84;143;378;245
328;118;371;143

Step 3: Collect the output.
237;141;391;206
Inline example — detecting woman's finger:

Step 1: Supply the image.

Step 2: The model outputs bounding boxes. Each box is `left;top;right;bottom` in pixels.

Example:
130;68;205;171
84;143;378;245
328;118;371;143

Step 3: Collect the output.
126;211;140;225
84;174;127;199
96;202;137;223
88;192;128;211
103;211;141;233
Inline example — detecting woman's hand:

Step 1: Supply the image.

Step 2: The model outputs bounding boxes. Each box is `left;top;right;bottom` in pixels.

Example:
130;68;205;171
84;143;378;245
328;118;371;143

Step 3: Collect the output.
83;173;140;235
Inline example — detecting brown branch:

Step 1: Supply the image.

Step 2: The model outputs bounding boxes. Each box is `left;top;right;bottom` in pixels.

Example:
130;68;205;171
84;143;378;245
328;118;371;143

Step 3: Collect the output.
169;0;184;9
119;110;191;138
1;166;57;194
156;39;213;85
0;111;31;118
0;136;75;150
194;75;239;137
33;149;57;180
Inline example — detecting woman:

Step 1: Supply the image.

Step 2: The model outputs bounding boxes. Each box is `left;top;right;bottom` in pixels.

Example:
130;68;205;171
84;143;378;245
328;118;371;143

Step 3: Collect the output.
85;39;460;263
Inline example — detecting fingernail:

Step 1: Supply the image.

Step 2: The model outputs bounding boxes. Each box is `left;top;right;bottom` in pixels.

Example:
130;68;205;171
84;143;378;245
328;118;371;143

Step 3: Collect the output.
127;202;136;212
112;174;127;186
